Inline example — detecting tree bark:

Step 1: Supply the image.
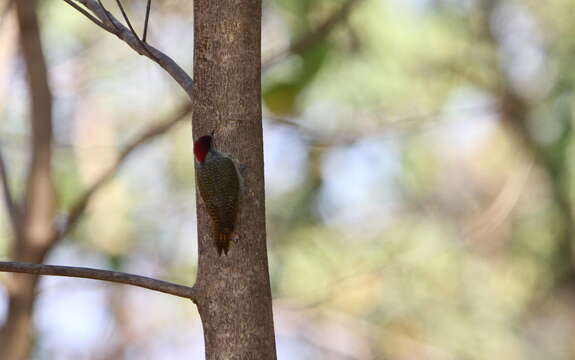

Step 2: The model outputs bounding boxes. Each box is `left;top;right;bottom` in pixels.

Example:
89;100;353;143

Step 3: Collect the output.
191;0;277;358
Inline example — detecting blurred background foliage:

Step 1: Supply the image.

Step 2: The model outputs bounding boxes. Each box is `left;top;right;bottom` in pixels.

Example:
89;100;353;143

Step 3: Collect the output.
2;0;575;358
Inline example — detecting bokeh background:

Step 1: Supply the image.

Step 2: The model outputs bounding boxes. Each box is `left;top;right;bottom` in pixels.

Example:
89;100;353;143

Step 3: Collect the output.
2;0;575;358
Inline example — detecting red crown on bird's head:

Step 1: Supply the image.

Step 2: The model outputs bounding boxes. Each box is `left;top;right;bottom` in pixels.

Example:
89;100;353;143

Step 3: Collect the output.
194;135;212;163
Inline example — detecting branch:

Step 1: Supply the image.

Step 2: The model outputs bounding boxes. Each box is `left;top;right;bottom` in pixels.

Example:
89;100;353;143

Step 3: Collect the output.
143;0;151;42
262;0;362;70
112;0;156;60
62;0;107;31
59;103;191;239
64;0;193;100
0;261;198;300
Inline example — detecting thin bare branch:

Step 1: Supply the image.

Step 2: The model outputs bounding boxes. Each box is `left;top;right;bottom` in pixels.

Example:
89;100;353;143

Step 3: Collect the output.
112;0;156;60
0;261;198;300
262;0;362;70
96;0;121;33
64;0;193;99
62;0;107;30
143;0;151;42
59;103;191;239
0;147;19;233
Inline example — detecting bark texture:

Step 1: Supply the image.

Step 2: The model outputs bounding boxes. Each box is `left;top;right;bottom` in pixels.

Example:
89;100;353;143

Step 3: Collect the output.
192;0;277;358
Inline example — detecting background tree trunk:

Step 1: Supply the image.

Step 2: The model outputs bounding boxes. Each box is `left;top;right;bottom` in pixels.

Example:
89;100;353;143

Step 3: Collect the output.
0;1;56;359
191;0;277;358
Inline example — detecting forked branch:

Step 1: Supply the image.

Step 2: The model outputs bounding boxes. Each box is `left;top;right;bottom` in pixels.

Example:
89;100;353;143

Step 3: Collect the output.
63;0;193;99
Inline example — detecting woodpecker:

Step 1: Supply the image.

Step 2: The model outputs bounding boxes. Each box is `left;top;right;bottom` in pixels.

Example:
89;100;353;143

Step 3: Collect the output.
194;134;241;255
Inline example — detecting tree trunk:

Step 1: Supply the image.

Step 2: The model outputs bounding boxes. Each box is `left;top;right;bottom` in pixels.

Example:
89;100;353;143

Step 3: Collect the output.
0;1;56;359
191;0;277;358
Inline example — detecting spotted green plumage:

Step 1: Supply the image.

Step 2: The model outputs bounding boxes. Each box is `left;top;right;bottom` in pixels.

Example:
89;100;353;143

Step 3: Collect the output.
196;152;240;255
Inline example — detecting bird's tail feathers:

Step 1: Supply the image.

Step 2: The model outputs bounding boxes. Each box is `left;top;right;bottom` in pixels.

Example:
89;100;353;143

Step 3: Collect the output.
215;231;232;256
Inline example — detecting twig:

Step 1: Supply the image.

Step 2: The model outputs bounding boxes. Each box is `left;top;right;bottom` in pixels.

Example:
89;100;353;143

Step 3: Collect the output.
143;0;151;42
59;103;191;239
96;0;121;33
62;0;107;30
0;261;198;300
262;0;362;70
0;147;19;232
113;0;156;60
64;0;193;99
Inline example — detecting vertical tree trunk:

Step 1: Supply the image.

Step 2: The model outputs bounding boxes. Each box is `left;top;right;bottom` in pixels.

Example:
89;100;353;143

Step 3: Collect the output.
191;0;277;358
0;1;56;359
